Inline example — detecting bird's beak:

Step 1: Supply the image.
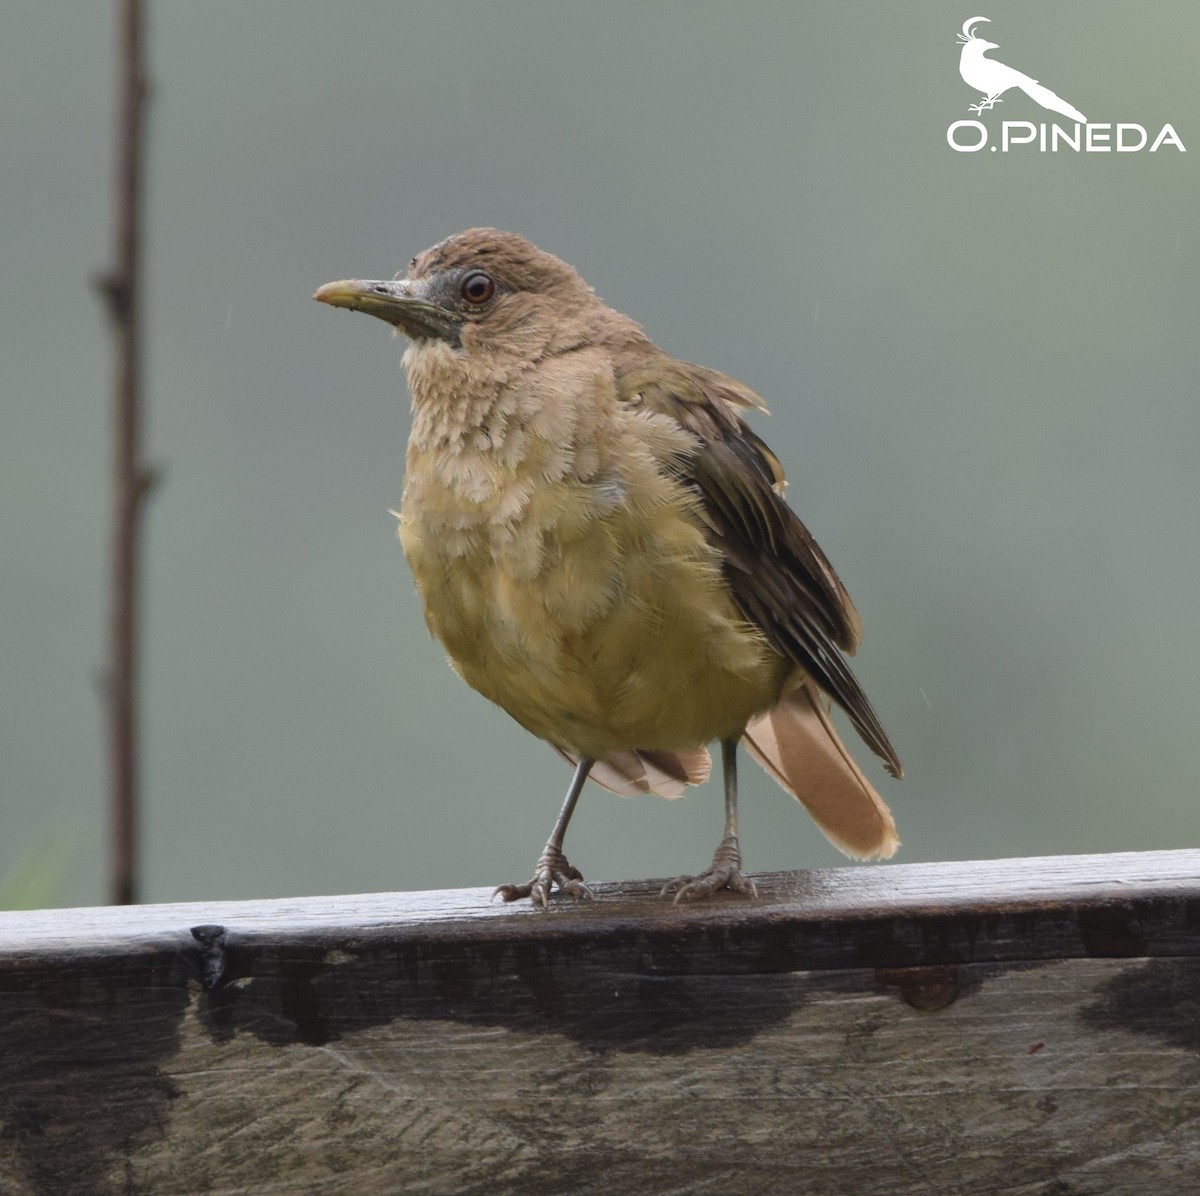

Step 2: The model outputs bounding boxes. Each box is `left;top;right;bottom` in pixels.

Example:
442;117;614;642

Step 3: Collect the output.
313;278;463;344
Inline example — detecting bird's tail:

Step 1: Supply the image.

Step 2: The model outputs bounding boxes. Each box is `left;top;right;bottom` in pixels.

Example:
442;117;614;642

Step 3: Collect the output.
1021;80;1086;124
743;680;899;859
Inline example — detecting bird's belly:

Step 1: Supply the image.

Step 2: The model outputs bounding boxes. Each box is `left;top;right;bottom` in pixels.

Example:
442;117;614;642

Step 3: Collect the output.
402;498;785;757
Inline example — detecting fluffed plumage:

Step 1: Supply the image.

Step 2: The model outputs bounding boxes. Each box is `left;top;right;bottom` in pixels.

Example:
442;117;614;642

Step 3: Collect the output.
315;229;902;903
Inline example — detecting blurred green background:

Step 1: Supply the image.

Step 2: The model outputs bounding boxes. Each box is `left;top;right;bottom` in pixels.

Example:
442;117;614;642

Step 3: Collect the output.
2;2;1197;908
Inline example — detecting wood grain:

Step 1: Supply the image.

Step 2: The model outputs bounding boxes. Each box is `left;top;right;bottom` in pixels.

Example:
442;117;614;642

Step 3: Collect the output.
2;850;1198;1194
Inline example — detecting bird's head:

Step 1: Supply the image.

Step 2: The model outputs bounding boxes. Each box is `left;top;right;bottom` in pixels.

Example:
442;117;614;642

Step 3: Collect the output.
314;229;612;358
957;15;997;50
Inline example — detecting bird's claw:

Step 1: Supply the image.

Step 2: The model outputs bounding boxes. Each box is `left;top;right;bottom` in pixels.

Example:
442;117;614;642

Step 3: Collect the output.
968;96;1001;115
660;837;758;904
662;868;758;903
493;844;593;908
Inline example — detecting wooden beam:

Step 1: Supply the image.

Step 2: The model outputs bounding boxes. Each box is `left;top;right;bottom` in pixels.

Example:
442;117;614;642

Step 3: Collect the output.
2;850;1199;1193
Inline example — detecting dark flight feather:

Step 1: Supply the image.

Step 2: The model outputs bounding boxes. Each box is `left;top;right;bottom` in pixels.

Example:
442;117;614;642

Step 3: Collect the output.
617;358;903;779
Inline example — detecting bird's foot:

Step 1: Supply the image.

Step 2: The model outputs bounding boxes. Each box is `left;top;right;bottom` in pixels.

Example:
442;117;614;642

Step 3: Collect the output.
661;836;758;904
968;96;1001;115
493;844;594;908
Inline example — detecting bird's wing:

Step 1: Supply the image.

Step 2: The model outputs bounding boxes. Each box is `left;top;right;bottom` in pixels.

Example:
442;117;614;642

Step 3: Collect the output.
617;358;902;778
977;60;1036;94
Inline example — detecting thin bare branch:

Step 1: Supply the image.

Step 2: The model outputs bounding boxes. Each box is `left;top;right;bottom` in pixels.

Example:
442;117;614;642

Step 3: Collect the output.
95;0;153;905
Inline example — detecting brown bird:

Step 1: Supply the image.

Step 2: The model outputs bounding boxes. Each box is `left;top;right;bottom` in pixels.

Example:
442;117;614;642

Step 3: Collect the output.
314;229;902;905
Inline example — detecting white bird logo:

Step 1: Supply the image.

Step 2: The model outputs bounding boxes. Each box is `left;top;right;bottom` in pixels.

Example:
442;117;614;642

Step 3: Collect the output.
957;16;1087;123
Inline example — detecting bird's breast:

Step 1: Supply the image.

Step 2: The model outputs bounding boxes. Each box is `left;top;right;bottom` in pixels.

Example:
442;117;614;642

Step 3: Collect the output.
397;370;785;755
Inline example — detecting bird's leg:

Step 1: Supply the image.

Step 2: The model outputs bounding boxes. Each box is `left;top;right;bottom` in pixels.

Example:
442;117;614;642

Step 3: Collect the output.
661;738;758;903
494;756;595;907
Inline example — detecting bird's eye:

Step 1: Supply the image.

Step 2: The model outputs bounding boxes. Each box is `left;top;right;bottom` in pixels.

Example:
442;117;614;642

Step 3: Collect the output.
460;272;495;305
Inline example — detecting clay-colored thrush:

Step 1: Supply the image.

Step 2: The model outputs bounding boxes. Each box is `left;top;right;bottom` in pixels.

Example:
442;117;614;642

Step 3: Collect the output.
315;229;902;905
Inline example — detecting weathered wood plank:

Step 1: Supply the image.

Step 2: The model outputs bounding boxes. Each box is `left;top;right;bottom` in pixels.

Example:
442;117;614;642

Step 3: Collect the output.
2;850;1199;1194
4;848;1200;963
